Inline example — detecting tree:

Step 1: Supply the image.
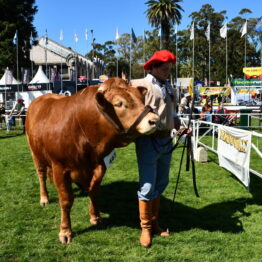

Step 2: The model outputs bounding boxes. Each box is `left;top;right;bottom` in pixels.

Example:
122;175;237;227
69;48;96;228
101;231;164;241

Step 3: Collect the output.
145;0;184;49
0;0;38;78
177;4;260;85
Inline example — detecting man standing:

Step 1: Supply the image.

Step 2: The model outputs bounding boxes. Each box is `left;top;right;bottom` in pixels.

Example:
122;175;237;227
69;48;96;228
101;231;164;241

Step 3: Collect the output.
131;50;181;248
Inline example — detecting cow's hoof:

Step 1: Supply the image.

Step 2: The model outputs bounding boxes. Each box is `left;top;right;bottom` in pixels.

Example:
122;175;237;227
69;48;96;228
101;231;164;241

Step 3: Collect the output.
90;216;102;225
59;232;72;244
40;196;49;206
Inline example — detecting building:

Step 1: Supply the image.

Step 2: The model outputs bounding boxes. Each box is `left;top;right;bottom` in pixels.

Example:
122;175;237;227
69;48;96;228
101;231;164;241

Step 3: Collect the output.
30;36;104;81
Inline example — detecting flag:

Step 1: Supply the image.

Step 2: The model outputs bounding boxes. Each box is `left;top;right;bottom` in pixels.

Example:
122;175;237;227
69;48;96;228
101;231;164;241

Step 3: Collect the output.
116;28;119;41
30;32;33;46
131;28;137;43
240;21;247;37
190;22;194;40
74;32;78;43
158;27;162;38
255;16;262;32
220;23;227;38
85;29;88;41
205;23;210;41
60;30;63;41
13;30;18;45
174;24;178;35
45;30;48;45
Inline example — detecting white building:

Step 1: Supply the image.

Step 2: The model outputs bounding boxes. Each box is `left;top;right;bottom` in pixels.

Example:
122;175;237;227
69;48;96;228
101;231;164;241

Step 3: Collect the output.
30;36;104;81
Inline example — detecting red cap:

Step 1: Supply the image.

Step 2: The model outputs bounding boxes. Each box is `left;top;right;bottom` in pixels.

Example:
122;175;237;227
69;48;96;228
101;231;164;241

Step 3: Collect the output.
17;98;24;102
144;50;176;71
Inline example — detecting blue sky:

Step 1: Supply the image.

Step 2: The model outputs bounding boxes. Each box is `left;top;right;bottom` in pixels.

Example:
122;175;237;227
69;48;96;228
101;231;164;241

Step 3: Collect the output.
34;0;261;55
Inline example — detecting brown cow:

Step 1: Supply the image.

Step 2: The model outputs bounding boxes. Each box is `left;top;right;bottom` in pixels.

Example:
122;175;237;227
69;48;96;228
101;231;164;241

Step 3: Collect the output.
26;77;159;244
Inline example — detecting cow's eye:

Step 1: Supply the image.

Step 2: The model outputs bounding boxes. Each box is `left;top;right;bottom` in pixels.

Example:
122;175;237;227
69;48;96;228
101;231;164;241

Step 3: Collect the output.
114;101;123;107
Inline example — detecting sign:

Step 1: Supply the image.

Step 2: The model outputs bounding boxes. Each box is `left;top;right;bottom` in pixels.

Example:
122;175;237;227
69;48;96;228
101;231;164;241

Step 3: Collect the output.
103;150;116;169
243;67;262;77
99;75;108;83
217;126;251;188
232;79;262;87
199;86;231;96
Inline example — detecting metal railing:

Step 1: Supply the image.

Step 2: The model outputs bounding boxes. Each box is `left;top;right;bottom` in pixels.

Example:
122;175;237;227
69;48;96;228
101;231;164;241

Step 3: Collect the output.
180;117;262;179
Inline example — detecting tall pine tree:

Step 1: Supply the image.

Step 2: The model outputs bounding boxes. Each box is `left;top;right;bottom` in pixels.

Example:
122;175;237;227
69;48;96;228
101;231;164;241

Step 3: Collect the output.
0;0;38;78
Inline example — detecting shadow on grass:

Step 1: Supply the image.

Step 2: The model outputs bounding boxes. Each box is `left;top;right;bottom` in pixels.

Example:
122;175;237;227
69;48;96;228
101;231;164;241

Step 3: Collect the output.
0;131;25;139
74;181;250;237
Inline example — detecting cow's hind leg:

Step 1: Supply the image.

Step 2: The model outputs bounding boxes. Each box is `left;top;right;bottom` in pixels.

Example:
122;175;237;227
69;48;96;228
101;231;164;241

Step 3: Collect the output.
31;153;50;206
88;164;105;225
53;164;74;244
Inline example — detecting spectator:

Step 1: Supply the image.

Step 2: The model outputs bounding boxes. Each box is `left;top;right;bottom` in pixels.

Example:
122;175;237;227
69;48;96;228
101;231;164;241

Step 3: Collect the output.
0;102;5;129
214;103;229;124
202;100;212;122
180;93;191;111
10;98;26;133
200;106;207;121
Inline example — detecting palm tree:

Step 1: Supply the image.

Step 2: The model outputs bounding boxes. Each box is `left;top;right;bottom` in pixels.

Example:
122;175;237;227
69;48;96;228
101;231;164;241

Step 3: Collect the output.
145;0;184;50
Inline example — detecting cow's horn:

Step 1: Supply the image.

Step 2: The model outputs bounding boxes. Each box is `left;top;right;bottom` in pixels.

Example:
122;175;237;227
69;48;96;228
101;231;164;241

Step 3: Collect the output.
97;84;107;93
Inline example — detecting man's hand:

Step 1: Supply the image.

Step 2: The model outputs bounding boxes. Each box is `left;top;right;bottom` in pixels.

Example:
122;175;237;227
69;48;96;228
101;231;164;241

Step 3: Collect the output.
171;127;192;138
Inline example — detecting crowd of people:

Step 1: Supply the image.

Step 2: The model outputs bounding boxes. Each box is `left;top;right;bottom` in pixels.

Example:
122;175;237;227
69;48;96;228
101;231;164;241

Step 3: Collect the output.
178;94;236;126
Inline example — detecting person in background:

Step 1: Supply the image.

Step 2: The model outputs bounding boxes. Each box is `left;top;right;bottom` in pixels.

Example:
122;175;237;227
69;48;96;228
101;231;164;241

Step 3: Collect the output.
214;103;229;124
131;50;189;248
180;93;191;111
202;100;212;122
10;98;26;133
0;102;5;129
200;106;207;121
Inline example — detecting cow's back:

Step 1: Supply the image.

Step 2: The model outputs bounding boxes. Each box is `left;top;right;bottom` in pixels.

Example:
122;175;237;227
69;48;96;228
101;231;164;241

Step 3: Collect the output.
26;89;99;168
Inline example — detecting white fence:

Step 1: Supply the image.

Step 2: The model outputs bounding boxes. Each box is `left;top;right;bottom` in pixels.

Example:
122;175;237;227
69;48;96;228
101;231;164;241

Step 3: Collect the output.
181;117;262;179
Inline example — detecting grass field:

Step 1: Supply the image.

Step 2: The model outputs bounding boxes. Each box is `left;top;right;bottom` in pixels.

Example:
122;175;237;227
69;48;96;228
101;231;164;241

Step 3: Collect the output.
1;130;262;262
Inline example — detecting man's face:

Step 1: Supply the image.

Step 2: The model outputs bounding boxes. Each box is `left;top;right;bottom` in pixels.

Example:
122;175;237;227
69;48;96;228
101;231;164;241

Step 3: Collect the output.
151;62;172;82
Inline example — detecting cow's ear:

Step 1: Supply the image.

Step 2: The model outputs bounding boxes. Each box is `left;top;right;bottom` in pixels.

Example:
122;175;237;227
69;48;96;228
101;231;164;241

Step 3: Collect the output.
95;92;107;109
136;86;147;96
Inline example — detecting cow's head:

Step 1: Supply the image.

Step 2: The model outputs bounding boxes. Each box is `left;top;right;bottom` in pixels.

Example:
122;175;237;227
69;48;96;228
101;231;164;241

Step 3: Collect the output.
95;78;159;135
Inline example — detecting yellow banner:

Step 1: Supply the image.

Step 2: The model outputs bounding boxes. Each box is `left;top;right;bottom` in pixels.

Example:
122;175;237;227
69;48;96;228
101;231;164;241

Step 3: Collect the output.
200;86;231;96
243;67;262;76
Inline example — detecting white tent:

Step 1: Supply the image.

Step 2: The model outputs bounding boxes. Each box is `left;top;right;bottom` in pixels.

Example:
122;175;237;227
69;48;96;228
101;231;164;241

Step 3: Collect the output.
30;65;50;84
0;68;20;85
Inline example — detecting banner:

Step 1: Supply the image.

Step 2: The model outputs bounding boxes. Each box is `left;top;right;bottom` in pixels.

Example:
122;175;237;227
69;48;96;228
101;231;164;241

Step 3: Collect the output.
243;67;262;78
217;126;251;188
232;78;262;87
199;86;231;96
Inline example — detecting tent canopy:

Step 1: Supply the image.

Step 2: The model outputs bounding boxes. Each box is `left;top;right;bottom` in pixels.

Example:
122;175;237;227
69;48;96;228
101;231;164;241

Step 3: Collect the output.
29;66;50;84
0;68;20;85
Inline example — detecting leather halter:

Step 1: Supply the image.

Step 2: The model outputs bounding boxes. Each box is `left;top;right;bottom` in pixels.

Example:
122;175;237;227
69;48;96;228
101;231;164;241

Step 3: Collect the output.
97;104;154;135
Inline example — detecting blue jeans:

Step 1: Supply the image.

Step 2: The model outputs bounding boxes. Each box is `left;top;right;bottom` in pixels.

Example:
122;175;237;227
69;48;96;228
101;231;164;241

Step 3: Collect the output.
135;136;173;201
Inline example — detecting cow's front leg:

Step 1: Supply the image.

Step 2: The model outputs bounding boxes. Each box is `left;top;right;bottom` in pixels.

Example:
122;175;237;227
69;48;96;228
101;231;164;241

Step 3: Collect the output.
53;165;74;244
88;164;105;225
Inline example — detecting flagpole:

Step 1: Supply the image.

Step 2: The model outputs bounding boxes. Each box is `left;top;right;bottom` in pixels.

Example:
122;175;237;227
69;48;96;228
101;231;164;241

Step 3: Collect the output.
175;28;178;84
226;34;228;85
143;31;146;77
160;27;162;50
60;30;63;93
129;32;132;81
75;38;77;93
116;40;119;78
244;21;247;69
209;34;211;86
16;30;19;95
45;30;48;90
192;31;194;82
85;29;89;84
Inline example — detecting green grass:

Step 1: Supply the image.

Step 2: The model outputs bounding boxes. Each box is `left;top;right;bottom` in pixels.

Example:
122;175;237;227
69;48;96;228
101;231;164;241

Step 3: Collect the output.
1;132;262;262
